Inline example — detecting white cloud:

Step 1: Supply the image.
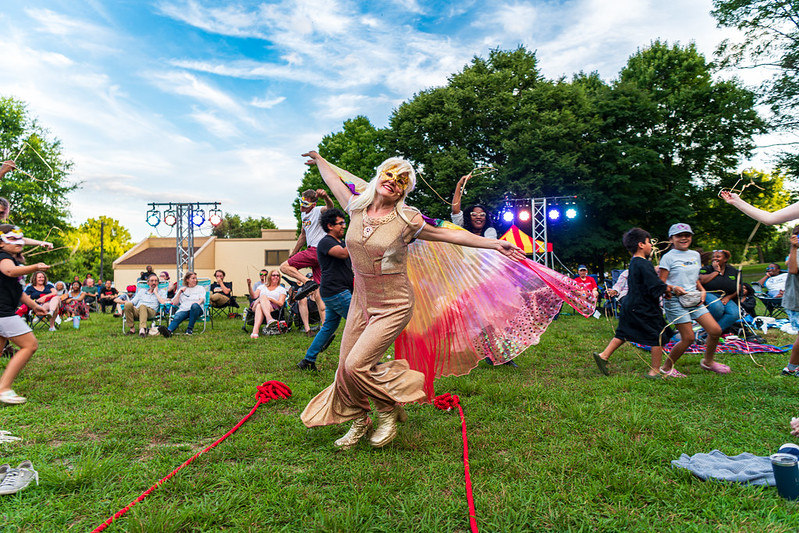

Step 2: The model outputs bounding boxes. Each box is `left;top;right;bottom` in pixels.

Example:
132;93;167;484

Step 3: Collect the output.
250;96;286;109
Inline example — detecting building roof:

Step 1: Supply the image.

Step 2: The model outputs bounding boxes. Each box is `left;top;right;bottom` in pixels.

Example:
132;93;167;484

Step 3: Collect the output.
116;247;198;266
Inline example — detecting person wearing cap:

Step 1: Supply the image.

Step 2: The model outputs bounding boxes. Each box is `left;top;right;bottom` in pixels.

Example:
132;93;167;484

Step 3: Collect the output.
0;224;50;405
658;222;729;376
112;285;137;317
758;263;787;298
573;265;599;300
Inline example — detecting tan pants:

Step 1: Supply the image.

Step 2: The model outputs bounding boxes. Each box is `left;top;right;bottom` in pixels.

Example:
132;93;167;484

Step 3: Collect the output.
124;305;156;332
210;293;230;307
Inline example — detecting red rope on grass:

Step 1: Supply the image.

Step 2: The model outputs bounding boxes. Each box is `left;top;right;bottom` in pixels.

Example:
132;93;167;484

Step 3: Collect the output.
91;381;292;532
434;393;478;533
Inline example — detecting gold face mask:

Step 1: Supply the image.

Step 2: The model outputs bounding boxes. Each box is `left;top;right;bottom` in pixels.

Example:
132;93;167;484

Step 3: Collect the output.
380;166;410;191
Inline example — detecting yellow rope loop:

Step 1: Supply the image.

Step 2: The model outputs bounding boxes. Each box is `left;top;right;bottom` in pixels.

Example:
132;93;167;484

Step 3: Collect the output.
8;142;55;183
717;175;764;199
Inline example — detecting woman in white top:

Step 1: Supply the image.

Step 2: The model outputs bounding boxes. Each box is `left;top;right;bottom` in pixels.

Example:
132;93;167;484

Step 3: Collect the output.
248;270;287;338
160;272;205;336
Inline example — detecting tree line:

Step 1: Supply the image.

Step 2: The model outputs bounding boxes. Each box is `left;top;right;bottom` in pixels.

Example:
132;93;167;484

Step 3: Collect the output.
298;41;796;273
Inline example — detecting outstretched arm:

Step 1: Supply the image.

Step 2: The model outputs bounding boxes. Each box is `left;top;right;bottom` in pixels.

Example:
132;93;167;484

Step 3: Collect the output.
721;192;799;225
417;223;526;261
0;160;16;180
302;151;354;208
451;174;471;215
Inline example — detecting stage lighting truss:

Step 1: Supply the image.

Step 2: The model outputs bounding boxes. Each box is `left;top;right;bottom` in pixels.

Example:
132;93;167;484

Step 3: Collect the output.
163;208;177;227
518;210;531;222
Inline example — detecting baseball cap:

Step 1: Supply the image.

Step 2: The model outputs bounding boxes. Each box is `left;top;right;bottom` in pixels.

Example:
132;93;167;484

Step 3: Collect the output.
668;223;693;237
126;285;136;292
578;265;587;271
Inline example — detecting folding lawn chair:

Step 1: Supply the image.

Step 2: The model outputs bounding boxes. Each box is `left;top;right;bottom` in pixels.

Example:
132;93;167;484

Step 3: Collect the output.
751;282;786;318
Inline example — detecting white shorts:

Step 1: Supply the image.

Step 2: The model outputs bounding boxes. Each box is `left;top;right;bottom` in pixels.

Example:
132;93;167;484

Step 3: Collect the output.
0;315;32;338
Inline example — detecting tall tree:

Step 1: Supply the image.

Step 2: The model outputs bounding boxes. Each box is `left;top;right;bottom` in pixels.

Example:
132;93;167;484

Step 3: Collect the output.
211;213;277;238
0;97;76;264
54;217;134;281
712;0;799;173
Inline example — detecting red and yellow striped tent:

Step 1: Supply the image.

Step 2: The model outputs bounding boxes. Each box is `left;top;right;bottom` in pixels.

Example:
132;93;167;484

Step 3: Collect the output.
499;225;552;254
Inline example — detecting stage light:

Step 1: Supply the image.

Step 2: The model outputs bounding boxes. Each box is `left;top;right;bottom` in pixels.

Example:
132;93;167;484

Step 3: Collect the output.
548;208;560;221
209;209;223;227
518;210;531;222
191;209;205;227
565;208;577;219
163;209;177;226
502;210;514;223
146;209;160;227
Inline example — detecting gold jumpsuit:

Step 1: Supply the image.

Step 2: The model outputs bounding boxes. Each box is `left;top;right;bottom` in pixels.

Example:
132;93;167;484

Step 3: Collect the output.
301;206;427;427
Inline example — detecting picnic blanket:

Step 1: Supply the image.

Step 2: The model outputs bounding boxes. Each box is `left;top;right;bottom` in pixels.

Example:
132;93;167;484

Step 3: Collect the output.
672;450;775;486
630;339;791;354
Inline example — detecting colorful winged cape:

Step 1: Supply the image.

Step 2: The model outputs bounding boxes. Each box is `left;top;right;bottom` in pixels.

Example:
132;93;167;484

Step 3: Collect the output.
327;162;596;399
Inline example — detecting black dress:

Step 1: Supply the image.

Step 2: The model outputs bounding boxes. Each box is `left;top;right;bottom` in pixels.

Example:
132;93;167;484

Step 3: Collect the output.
614;256;671;346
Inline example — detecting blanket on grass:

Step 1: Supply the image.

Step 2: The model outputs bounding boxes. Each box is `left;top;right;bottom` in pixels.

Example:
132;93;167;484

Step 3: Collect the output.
630;340;791;354
672;450;775;486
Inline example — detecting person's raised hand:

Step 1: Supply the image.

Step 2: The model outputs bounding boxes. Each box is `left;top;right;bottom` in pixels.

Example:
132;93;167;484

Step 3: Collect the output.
302;151;321;166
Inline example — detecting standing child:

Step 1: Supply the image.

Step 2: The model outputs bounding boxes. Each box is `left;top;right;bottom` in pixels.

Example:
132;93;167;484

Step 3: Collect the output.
658;223;729;377
593;228;673;379
0;225;50;405
779;226;799;377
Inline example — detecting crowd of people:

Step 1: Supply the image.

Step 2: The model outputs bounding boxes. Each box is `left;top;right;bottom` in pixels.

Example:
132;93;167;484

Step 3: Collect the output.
1;156;798;442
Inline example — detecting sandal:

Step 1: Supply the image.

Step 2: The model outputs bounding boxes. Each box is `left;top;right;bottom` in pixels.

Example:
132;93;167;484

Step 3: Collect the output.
659;367;687;378
593;352;610;376
250;333;259;339
700;360;731;374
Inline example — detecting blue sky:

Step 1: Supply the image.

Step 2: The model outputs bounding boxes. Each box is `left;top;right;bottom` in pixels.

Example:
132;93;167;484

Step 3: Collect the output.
0;0;769;240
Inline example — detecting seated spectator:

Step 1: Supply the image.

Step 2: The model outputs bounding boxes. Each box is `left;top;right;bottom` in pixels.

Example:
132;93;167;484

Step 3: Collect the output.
210;269;236;308
605;270;629;303
97;280;118;313
139;265;155;281
125;274;167;337
740;282;757;318
54;281;67;299
248;270;287;338
25;271;61;331
112;285;137;317
159;271;177;298
81;277;98;308
574;265;599;299
699;249;741;333
158;272;205;337
759;263;787;297
63;281;90;320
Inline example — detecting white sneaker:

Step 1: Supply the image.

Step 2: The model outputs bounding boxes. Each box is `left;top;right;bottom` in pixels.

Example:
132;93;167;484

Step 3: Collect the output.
0;389;26;404
48;326;56;332
0;460;38;495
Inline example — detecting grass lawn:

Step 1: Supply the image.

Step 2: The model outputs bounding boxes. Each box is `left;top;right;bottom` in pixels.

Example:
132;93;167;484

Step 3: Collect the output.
1;307;799;532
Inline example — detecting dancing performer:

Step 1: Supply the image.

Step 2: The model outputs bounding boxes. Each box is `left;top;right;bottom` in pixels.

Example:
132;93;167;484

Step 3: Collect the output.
0;225;50;405
301;151;527;449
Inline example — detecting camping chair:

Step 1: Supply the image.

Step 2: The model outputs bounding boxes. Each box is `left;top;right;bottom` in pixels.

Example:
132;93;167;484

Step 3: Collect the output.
121;281;170;333
168;277;212;333
751;282;786;318
241;284;294;335
209;287;239;321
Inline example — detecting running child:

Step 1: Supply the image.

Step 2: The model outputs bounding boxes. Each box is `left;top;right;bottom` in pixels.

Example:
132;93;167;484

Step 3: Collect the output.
658;223;729;377
0;224;50;405
593;228;673;379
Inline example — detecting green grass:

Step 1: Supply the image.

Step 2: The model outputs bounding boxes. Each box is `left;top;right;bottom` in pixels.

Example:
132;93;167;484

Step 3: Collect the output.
1;309;799;532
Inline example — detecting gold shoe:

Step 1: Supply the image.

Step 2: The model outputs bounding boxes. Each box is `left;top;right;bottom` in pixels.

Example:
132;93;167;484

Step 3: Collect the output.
334;414;372;450
369;406;407;448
